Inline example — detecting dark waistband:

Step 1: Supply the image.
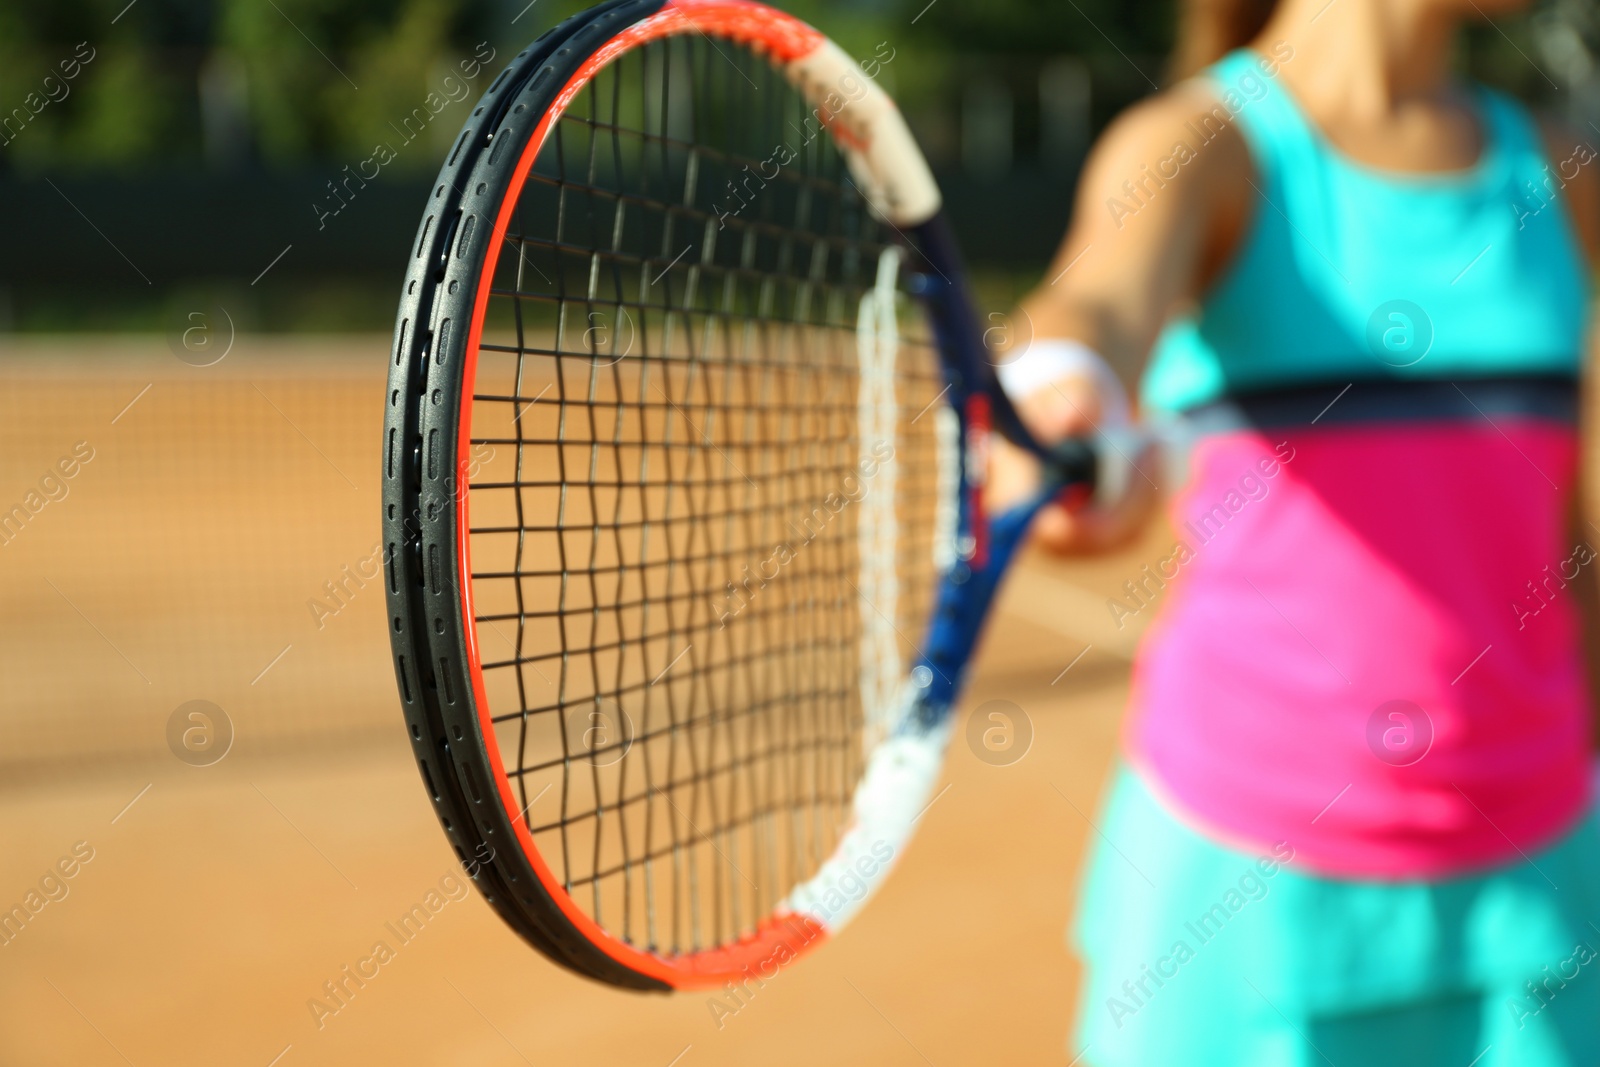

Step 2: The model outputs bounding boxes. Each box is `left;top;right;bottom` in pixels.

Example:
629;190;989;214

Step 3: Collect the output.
1175;375;1579;435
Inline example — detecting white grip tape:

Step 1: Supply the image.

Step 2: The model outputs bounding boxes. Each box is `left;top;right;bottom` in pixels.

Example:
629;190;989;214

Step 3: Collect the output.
785;41;942;227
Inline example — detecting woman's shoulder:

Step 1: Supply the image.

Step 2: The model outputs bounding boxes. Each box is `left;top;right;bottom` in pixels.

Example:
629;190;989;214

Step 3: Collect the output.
1070;78;1257;294
1081;77;1256;213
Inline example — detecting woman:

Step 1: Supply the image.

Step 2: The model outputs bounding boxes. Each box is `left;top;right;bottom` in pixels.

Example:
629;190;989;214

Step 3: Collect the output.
993;0;1600;1061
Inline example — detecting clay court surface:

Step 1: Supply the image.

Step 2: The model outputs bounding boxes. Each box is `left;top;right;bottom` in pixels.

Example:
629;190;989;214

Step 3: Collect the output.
0;336;1167;1066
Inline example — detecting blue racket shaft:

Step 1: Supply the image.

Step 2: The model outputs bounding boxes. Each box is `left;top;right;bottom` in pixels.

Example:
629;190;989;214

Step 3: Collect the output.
906;439;1096;725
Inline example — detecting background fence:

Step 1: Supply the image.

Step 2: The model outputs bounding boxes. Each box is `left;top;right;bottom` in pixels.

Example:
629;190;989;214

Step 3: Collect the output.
0;339;391;780
2;0;1596;330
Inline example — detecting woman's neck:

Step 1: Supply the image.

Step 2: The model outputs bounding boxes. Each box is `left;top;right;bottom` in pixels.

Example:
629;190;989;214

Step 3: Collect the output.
1258;0;1461;116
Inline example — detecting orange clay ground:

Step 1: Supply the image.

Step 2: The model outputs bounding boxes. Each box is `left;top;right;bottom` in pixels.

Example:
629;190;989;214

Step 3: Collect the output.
0;336;1176;1066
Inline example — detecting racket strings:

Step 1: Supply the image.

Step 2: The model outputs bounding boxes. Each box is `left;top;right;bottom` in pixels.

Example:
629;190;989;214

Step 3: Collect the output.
465;33;944;957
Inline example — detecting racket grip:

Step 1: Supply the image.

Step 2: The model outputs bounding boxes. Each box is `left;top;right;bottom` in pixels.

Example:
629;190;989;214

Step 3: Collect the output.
1045;437;1098;490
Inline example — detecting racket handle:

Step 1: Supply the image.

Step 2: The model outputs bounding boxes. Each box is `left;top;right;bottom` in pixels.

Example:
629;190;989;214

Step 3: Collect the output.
1044;437;1098;491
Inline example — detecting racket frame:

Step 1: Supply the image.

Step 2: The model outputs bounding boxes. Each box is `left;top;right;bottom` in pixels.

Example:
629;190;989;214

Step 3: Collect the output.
382;0;1090;991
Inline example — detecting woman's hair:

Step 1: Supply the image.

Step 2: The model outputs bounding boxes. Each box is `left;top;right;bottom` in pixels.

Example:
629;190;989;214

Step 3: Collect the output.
1169;0;1280;81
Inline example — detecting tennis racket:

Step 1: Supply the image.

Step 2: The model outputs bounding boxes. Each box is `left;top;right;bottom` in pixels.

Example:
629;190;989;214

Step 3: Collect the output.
381;0;1096;991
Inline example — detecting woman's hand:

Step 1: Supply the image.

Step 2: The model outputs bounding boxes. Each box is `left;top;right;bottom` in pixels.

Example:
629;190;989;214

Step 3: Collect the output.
988;371;1161;555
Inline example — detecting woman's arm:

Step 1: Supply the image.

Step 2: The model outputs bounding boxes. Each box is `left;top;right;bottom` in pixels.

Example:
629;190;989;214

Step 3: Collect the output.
990;80;1254;552
1544;121;1600;746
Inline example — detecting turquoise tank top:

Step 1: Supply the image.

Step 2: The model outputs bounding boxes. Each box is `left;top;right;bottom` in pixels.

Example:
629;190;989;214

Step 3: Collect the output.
1125;51;1596;880
1140;49;1591;413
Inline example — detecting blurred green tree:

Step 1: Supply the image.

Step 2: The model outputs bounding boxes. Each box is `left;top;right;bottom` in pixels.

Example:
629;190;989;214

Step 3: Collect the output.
0;0;1581;173
218;0;488;166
